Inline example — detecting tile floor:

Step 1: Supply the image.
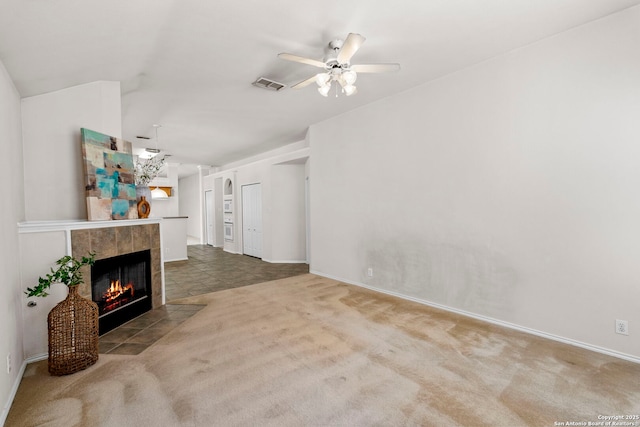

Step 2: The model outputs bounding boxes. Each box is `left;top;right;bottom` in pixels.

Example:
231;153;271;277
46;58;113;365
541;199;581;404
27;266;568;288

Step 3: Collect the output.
163;245;310;301
99;245;309;354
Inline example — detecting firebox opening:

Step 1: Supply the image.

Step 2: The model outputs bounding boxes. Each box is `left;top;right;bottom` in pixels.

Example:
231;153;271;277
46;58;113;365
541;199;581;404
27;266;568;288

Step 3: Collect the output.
91;250;152;335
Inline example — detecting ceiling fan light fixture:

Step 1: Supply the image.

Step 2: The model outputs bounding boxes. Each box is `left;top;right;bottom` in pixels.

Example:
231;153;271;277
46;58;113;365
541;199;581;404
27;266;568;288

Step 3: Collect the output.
315;73;330;86
318;84;331;97
342;69;357;85
343;85;357;96
279;32;400;98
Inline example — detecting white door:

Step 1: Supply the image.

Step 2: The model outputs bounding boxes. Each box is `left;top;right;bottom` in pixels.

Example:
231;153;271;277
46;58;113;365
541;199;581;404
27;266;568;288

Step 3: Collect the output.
205;190;214;246
242;183;262;258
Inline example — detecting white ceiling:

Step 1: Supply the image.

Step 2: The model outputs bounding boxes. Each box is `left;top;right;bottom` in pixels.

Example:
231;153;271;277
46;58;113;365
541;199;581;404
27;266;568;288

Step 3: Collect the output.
1;0;638;173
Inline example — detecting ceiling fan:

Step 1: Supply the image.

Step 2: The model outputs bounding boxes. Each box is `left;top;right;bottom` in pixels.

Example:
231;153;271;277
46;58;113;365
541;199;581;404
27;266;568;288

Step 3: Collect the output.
278;33;400;97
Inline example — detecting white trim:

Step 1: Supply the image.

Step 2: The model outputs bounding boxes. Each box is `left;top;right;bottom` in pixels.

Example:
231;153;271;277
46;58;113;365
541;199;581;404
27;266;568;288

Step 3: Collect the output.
310;270;640;365
0;357;30;426
158;221;166;306
24;353;47;364
212;145;310;175
223;249;241;255
18;218;162;234
65;228;72;255
262;259;308;264
164;257;189;263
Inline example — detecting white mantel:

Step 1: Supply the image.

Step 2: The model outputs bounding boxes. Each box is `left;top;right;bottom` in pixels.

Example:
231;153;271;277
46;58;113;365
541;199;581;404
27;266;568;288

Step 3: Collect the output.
18;218;160;230
18;218;162;233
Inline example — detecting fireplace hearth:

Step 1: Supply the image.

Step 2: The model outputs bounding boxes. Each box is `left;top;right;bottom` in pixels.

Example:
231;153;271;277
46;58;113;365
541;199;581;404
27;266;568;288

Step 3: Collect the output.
91;250;152;334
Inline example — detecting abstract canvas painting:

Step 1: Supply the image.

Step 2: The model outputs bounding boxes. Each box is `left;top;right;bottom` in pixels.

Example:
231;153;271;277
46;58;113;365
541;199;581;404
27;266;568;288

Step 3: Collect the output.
81;128;138;220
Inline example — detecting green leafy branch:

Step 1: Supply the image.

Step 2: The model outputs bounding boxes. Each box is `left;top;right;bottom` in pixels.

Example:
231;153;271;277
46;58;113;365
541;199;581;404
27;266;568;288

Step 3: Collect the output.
25;253;96;298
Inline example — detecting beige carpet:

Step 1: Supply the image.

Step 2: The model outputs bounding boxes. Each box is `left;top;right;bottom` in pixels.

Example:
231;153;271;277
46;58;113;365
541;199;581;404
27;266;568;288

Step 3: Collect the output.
7;274;640;426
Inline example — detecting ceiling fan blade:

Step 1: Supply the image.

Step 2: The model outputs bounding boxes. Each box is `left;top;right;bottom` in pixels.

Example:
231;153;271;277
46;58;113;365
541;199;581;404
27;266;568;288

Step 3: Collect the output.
337;33;366;64
278;53;326;68
351;63;401;73
291;75;318;89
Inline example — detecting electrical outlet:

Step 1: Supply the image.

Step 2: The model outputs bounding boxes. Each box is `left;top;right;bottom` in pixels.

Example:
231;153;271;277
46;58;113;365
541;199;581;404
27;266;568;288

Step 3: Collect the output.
6;353;11;374
615;319;629;335
367;268;373;277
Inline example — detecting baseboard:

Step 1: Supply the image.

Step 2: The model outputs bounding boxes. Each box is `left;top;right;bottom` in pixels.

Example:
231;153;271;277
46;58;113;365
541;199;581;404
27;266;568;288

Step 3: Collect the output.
24;353;47;364
310;270;640;365
164;257;189;262
262;259;308;264
0;355;34;426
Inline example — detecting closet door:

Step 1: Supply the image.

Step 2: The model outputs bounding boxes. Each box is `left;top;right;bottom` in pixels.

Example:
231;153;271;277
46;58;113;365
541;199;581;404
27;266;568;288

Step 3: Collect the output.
242;186;252;255
242;183;262;258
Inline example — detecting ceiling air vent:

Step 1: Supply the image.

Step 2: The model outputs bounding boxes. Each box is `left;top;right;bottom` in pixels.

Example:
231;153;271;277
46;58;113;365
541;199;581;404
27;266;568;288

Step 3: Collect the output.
252;77;286;91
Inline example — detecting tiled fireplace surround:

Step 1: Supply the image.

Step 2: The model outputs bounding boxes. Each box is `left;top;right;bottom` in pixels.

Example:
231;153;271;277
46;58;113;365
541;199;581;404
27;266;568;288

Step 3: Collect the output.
70;223;163;311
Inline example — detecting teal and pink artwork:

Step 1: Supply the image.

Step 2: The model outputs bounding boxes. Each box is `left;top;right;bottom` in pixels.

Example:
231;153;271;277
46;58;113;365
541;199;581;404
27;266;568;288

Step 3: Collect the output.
81;128;138;220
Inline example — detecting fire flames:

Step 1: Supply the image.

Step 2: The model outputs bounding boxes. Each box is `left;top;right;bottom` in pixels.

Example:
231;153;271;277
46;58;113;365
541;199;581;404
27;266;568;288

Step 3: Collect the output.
102;280;135;312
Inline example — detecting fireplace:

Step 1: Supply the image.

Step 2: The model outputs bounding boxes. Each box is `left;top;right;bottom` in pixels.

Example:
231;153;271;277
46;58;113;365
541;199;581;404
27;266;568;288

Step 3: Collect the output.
91;250;152;334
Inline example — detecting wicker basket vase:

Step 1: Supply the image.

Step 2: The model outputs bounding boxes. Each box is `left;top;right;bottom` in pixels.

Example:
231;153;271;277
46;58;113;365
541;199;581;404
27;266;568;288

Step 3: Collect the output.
47;285;99;376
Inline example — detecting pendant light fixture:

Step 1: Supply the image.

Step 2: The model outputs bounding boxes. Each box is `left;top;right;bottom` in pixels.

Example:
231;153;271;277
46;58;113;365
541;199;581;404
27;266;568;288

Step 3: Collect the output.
150;124;169;200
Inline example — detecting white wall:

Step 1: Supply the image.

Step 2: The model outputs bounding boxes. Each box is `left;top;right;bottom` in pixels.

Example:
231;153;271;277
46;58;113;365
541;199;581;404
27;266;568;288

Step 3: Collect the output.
161;218;188;262
0;59;25;425
310;6;640;360
179;173;201;240
19;231;69;359
271;164;307;262
21;81;122;221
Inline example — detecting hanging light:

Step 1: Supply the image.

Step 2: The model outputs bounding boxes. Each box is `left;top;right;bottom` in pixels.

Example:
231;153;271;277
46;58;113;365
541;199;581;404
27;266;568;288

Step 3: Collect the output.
151;187;168;199
150;124;168;200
